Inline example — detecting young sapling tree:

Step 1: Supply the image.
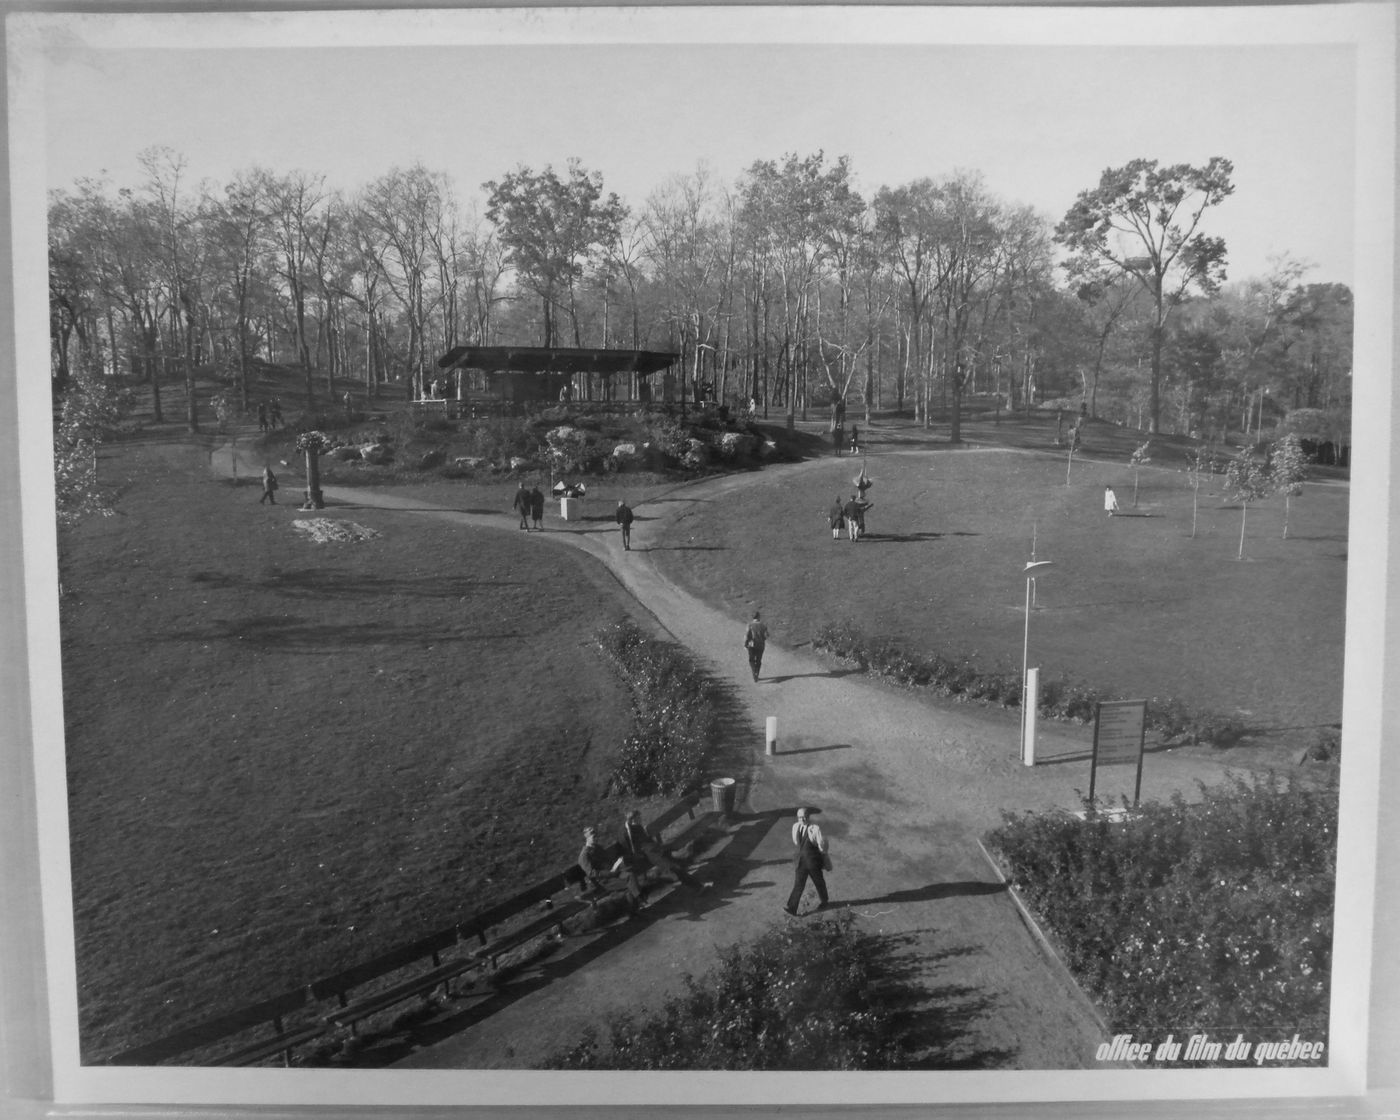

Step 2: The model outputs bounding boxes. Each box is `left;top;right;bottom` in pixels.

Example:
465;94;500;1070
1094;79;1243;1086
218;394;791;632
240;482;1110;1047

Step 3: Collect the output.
1128;440;1151;507
1270;432;1309;539
1224;447;1273;560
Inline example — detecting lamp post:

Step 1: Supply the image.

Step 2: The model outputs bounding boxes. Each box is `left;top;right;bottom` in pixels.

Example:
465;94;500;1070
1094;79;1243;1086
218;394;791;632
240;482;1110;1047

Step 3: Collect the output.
1021;560;1055;764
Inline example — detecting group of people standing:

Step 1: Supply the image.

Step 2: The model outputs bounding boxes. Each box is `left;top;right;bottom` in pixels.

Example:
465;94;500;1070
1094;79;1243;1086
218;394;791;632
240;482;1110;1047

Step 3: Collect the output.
256;398;284;432
512;482;546;530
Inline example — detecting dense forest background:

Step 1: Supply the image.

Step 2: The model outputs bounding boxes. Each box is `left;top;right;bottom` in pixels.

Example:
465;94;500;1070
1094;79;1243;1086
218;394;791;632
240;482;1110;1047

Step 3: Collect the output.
48;147;1352;445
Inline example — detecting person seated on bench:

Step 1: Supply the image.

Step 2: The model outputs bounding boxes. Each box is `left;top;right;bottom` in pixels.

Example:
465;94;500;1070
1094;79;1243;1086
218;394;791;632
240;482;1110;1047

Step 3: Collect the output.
616;808;706;894
577;825;641;911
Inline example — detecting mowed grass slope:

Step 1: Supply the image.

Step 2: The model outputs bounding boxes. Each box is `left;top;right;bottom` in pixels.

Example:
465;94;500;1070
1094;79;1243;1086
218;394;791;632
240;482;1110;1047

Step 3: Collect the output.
653;443;1347;744
61;439;646;1061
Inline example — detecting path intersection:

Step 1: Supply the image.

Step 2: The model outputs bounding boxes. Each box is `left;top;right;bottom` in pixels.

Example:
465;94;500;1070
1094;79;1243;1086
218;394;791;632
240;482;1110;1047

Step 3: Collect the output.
225;443;1247;1070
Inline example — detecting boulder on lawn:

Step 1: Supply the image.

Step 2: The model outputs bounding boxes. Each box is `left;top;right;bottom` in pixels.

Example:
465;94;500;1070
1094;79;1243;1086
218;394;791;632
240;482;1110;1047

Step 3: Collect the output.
417;448;447;470
329;445;362;462
361;443;395;466
717;431;759;461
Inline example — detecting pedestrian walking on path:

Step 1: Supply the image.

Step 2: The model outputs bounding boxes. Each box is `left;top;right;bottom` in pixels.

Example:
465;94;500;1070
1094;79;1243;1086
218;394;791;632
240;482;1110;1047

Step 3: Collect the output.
784;807;830;916
529;484;545;531
615;499;634;550
513;481;531;529
1104;485;1120;516
827;495;845;541
849;423;860;454
259;466;278;505
744;610;769;681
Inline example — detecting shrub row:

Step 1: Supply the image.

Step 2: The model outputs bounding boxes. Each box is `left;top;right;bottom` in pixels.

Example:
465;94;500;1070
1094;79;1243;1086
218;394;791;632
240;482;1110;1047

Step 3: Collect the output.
986;773;1336;1060
593;618;718;797
812;619;1244;746
542;912;907;1069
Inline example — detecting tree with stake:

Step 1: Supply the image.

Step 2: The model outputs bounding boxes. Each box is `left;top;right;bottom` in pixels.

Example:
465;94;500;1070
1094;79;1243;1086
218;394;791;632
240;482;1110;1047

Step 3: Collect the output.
1270;432;1309;539
1224;447;1272;560
1065;417;1082;486
1128;440;1151;507
296;430;330;510
1186;445;1214;539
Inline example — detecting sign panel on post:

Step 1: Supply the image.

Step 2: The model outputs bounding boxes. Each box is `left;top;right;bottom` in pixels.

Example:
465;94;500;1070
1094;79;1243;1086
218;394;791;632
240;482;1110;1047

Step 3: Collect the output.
1089;699;1148;806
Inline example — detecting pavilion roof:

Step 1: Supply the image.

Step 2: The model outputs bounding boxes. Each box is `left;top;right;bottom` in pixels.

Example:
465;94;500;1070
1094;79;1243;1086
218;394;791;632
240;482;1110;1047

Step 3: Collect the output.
437;346;680;376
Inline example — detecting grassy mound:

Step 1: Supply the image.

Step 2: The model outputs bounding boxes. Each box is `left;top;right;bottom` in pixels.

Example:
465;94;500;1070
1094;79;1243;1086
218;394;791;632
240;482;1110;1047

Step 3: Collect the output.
60;437;663;1060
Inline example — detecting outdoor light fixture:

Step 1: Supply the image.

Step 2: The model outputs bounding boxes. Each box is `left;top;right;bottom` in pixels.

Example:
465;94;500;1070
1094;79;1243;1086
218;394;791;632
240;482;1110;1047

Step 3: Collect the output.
1021;560;1056;764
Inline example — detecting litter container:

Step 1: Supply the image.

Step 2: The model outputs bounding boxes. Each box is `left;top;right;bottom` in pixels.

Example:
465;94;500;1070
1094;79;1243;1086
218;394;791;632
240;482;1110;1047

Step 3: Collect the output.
710;777;736;815
560;495;576;521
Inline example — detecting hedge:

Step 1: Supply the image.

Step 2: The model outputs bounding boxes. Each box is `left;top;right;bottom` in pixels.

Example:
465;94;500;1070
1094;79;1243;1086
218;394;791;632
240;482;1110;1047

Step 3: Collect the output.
985;772;1335;1062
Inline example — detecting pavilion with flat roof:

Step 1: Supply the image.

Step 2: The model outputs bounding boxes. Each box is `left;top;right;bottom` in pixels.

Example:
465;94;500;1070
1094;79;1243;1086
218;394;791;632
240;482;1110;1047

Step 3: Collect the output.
434;345;681;407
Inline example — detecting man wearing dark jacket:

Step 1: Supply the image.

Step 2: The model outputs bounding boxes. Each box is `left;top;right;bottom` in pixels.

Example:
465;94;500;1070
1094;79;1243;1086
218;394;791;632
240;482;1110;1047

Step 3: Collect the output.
615;500;635;550
616;809;704;891
513;482;531;529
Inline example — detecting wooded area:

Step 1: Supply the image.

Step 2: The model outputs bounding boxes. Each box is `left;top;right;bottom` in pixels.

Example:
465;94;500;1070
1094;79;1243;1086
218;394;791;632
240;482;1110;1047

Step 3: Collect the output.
48;147;1352;440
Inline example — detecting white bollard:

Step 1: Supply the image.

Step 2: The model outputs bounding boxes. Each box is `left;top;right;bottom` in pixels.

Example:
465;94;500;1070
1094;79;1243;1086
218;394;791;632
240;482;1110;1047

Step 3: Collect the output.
765;716;778;756
1023;667;1040;766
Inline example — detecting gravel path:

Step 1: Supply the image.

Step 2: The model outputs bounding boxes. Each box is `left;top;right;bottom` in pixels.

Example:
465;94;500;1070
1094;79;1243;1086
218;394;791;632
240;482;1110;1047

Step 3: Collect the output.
223;443;1246;1071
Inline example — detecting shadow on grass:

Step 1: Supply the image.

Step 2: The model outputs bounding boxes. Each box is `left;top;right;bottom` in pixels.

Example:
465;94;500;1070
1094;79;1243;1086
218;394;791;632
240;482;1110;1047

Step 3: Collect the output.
640;544;729;552
171;615;505;650
189;568;529;600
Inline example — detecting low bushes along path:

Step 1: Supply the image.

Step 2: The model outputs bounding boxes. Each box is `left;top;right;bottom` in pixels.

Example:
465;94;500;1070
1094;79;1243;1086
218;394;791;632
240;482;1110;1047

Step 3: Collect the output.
219;441;1255;1070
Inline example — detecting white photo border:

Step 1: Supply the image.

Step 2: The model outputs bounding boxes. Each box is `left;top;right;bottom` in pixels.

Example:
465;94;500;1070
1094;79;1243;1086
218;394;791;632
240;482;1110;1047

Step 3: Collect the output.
2;2;1395;1114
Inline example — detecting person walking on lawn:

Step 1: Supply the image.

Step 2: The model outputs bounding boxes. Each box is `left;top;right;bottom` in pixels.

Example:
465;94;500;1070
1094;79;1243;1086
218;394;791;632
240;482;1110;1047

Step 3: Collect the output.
259;466;278;505
615;809;705;893
513;481;531;530
784;806;831;916
615;499;635;550
827;495;845;541
745;610;769;681
529;484;545;531
843;493;871;541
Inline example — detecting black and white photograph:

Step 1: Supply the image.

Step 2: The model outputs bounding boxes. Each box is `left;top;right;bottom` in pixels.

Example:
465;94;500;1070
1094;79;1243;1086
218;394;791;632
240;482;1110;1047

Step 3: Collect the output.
2;3;1396;1113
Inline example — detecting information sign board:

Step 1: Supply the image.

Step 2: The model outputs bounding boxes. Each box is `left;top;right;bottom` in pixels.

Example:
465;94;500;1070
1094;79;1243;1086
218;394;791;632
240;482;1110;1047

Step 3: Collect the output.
1089;699;1148;805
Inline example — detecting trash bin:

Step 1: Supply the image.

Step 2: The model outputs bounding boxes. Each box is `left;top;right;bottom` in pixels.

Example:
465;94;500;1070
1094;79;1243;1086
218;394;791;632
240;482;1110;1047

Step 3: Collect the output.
710;777;736;815
560;496;575;521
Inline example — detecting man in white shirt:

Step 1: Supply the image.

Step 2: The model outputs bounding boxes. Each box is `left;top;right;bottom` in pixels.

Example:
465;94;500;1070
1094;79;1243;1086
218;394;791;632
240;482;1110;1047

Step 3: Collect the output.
784;806;830;916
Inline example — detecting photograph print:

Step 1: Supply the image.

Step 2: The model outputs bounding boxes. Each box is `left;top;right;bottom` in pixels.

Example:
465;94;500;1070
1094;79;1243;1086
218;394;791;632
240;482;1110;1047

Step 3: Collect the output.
11;2;1395;1109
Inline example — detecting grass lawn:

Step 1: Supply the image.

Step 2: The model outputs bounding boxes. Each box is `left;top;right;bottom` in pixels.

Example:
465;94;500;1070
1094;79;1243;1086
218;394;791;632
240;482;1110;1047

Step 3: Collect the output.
60;436;657;1061
648;424;1347;754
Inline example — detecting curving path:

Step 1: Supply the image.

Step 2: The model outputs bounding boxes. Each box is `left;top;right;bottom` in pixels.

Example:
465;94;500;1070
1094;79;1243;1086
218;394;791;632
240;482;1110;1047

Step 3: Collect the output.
220;440;1245;1070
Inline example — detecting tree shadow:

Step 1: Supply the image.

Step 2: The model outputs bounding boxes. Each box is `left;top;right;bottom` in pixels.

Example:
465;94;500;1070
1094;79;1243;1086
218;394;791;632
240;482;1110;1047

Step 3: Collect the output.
189;568;528;600
835;881;1006;908
167;615;510;652
640;545;728;552
857;933;1015;1070
762;669;863;684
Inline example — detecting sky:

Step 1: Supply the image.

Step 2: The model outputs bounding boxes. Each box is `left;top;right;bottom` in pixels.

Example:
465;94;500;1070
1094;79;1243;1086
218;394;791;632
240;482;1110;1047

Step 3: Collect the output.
39;16;1360;288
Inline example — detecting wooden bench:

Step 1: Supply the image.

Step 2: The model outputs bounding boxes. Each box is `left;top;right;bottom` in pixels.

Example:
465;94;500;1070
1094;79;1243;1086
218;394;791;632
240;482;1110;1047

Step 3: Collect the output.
105;986;318;1067
311;926;469;1036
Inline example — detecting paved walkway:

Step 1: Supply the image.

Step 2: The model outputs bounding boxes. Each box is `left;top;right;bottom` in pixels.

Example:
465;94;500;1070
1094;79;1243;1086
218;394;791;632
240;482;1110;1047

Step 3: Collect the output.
223;443;1246;1069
